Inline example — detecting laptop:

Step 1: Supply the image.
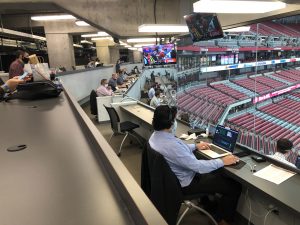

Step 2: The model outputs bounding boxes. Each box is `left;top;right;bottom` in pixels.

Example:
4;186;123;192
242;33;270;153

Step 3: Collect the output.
201;125;239;159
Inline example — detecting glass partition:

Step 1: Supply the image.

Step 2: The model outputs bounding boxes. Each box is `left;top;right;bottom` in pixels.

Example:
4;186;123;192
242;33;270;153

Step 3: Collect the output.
176;14;300;170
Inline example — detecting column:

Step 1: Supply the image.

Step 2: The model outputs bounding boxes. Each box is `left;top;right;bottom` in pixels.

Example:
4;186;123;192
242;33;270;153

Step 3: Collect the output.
45;33;75;71
109;47;120;65
133;50;142;63
96;39;110;65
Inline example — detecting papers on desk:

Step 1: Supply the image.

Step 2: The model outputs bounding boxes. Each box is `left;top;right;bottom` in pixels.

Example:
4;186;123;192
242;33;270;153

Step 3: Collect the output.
179;133;197;140
254;164;296;185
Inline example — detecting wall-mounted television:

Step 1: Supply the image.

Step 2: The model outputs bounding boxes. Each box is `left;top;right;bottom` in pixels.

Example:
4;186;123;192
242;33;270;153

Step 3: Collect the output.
143;44;176;66
184;13;224;42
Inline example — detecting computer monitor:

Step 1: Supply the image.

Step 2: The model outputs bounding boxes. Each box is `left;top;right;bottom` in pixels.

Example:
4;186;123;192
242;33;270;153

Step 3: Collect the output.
212;125;239;152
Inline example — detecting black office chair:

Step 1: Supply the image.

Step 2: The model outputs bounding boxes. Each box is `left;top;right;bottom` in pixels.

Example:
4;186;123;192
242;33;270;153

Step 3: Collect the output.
90;90;98;117
104;105;143;156
141;143;217;225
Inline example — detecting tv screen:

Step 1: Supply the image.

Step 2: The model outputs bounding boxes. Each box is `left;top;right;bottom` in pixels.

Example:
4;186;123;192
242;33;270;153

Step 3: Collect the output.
184;13;224;42
143;44;176;66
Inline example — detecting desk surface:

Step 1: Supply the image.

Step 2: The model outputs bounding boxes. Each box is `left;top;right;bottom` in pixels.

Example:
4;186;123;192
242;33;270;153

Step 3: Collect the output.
0;94;166;225
120;103;300;215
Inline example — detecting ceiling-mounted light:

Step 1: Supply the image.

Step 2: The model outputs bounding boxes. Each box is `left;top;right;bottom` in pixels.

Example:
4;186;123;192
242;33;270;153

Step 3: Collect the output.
138;48;143;52
138;24;188;33
73;44;83;48
125;45;132;48
193;0;286;13
128;47;138;50
81;40;93;44
91;37;113;41
134;43;155;48
31;14;76;21
224;26;251;32
127;38;157;43
75;20;90;26
119;41;127;46
81;32;110;38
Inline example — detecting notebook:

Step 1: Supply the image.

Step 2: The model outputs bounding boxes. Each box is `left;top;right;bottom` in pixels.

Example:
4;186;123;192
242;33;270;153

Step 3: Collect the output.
201;125;239;159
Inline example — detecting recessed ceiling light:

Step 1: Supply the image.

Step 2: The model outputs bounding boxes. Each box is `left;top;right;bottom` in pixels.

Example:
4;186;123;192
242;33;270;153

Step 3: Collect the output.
224;26;251;32
128;47;138;50
31;14;76;21
75;20;90;26
81;32;110;38
138;24;189;33
134;43;155;48
193;0;286;14
127;38;157;43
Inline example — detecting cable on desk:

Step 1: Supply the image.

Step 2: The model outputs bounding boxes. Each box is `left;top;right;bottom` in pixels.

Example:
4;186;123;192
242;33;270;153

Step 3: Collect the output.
264;208;276;225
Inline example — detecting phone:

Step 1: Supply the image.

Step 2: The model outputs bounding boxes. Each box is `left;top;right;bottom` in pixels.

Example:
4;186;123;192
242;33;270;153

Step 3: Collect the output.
18;71;29;80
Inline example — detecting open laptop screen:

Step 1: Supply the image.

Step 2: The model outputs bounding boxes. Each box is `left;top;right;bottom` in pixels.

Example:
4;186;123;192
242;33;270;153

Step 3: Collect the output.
212;125;239;152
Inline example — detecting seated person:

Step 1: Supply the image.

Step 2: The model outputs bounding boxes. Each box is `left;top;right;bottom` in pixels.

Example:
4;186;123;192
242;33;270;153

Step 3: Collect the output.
117;72;125;85
268;138;296;168
148;84;156;99
149;105;241;225
108;73;118;91
96;79;114;96
150;90;160;108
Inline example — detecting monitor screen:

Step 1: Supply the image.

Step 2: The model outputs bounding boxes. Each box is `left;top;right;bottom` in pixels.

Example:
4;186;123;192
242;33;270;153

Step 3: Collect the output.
295;156;300;169
213;125;239;152
184;13;224;42
143;44;176;66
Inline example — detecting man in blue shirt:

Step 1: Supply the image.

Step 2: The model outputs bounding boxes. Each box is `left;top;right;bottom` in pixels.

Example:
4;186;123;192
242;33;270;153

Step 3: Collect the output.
149;105;241;225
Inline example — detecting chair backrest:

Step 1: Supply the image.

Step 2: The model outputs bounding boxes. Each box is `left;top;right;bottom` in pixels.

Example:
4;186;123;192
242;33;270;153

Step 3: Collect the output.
104;105;120;132
141;142;183;225
90;90;98;115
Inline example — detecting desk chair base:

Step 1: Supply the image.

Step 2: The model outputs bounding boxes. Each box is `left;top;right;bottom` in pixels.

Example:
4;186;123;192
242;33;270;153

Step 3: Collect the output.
109;131;143;156
176;200;218;225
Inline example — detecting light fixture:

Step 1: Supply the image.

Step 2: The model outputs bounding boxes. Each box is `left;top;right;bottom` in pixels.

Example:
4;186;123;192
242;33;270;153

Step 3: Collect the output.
127;38;157;43
73;44;83;48
139;24;188;33
91;37;113;41
138;48;143;52
81;32;110;38
81;40;93;44
31;14;76;21
224;26;251;32
119;41;127;46
128;47;138;50
193;0;286;14
134;43;155;48
125;45;132;48
75;20;90;26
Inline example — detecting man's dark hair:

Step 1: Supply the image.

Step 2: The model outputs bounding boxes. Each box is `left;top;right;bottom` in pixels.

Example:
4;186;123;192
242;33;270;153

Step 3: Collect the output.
152;105;177;131
15;50;25;58
155;90;160;97
277;138;293;154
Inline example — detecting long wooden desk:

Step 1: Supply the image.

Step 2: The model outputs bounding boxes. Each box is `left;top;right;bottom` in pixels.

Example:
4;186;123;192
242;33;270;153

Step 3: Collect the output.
0;92;166;225
120;103;300;220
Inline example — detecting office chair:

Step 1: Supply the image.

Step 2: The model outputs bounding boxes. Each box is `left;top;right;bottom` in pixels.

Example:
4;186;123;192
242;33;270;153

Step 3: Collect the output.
141;143;218;225
104;105;143;156
89;90;98;117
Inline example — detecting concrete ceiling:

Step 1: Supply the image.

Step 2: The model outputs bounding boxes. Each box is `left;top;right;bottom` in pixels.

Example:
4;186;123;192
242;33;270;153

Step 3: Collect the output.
0;0;300;39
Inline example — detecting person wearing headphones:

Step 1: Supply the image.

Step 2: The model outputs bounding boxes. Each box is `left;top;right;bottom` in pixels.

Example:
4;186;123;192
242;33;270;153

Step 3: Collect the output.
149;105;241;225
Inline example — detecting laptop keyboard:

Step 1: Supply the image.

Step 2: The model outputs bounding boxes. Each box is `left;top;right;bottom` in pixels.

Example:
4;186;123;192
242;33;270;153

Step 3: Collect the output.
210;145;229;154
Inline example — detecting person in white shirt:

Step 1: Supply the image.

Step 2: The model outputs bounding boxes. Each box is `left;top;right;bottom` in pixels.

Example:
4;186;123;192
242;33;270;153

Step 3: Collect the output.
269;138;296;168
150;90;160;108
96;79;114;96
148;84;156;99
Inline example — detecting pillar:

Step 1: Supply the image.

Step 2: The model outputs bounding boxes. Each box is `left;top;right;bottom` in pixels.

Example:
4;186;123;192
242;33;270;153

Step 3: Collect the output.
96;39;111;65
109;47;120;65
133;51;142;63
45;33;75;71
